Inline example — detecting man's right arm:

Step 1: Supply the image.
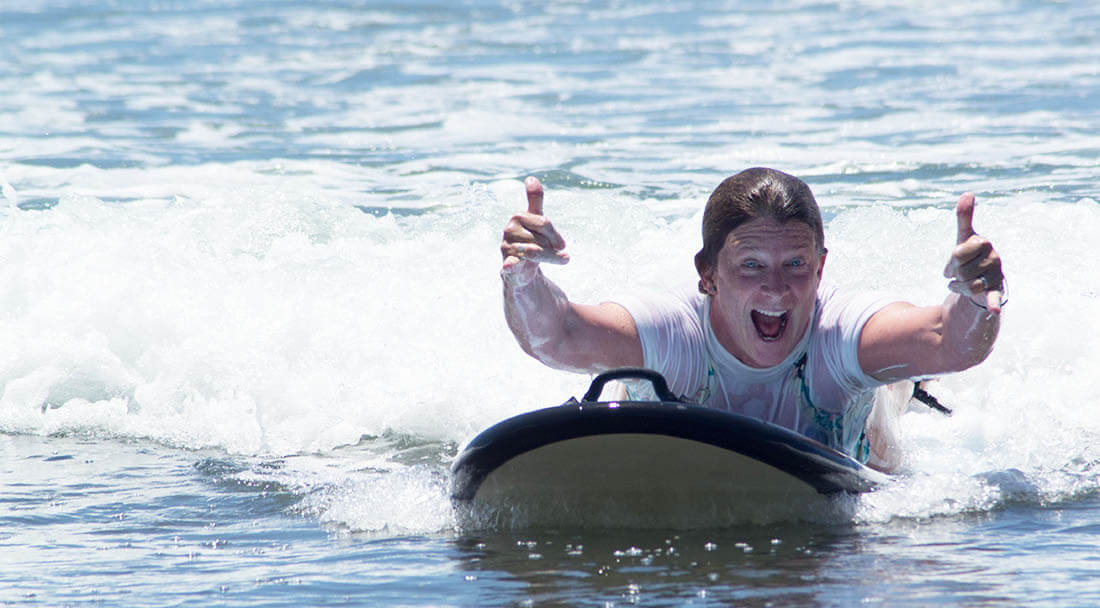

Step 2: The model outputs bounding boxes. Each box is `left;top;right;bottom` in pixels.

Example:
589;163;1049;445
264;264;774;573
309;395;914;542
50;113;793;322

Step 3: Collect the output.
500;177;643;373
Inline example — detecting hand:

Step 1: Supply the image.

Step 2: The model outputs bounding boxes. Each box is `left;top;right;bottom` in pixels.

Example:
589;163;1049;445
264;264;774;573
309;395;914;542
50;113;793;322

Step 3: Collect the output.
943;193;1005;314
501;177;570;283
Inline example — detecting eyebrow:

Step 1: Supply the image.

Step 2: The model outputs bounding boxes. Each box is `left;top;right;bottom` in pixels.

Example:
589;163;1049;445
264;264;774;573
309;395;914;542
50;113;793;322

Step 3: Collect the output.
728;237;816;253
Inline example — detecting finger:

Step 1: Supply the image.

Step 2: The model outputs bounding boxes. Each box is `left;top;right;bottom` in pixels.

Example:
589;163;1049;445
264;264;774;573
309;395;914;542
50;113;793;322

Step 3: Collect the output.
984;289;1003;315
945;233;993;281
952;238;995;276
505;213;567;252
943;257;958;279
947;277;987;298
501;254;524;271
525;176;544;216
500;249;568;277
967;276;990;295
955;192;976;245
528;216;566;251
503;242;570;266
947;277;1004;315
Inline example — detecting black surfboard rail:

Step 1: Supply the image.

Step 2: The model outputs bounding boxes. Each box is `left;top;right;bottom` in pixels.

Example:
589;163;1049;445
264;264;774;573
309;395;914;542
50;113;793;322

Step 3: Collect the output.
451;368;888;503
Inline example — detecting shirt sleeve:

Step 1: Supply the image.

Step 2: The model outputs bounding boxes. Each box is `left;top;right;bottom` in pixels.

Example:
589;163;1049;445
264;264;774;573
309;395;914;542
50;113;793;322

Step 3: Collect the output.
610;286;707;401
815;282;895;395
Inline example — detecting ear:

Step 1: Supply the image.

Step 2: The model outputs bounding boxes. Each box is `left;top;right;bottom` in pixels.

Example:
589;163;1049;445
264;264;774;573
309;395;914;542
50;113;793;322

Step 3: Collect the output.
816;248;828;280
696;263;717;295
694;251;716;295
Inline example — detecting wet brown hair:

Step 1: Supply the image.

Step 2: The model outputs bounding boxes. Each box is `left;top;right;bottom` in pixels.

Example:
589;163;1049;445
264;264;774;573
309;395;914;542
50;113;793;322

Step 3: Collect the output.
694;167;825;293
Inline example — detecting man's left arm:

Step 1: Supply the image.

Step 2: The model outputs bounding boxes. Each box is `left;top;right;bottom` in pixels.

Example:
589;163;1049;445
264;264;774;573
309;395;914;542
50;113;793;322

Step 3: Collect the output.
858;193;1004;382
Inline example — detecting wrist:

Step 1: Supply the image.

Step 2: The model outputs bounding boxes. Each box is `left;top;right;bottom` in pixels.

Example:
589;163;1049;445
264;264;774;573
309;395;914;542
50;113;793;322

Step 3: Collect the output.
501;260;541;288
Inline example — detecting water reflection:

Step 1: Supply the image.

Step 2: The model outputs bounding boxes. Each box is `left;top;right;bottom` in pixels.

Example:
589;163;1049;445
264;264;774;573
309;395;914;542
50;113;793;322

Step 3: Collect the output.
449;503;1100;606
453;524;863;606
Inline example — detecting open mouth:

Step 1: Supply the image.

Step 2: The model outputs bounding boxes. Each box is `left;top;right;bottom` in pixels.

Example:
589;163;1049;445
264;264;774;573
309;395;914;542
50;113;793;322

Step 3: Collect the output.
751;309;788;342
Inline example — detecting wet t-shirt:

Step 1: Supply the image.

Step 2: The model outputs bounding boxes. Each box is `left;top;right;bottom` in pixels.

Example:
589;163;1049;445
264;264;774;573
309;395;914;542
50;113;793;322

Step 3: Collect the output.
614;282;892;459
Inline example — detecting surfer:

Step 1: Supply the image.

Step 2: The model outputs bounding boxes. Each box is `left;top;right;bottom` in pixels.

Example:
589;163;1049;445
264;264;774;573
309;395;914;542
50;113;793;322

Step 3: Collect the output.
499;168;1004;471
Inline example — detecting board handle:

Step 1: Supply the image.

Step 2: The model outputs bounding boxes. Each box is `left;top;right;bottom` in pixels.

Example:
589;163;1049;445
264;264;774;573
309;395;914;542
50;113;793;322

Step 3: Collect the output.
582;367;681;403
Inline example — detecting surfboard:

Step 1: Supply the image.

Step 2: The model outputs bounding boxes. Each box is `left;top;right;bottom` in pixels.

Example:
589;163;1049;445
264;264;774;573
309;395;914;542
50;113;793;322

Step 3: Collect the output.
451;368;890;529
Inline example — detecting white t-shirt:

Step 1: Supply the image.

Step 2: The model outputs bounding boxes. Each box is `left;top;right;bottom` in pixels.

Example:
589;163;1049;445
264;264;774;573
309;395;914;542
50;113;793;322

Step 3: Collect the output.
614;281;893;459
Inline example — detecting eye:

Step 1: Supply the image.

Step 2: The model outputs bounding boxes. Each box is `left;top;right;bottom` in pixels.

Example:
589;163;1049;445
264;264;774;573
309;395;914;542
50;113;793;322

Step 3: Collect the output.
742;260;761;269
787;258;804;268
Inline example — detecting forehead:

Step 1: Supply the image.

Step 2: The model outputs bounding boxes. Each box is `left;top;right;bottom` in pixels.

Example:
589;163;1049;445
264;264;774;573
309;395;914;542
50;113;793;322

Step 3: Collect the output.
721;218;817;252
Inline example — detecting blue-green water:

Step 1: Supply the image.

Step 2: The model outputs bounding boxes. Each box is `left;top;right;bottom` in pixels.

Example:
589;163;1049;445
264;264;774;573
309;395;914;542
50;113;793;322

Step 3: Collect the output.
2;1;1099;605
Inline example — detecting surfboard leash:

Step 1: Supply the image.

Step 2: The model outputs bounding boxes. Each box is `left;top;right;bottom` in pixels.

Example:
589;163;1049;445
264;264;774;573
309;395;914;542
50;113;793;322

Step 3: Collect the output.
912;382;953;415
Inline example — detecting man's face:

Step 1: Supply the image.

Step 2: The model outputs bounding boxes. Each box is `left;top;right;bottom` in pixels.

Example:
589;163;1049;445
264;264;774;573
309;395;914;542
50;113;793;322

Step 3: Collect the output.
702;218;825;368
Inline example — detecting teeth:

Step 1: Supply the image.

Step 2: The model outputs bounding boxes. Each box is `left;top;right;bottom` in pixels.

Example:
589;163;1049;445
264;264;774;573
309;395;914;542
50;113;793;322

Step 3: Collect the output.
755;309;787;317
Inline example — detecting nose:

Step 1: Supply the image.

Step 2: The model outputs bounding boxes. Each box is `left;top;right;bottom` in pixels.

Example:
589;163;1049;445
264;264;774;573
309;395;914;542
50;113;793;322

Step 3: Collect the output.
761;266;787;293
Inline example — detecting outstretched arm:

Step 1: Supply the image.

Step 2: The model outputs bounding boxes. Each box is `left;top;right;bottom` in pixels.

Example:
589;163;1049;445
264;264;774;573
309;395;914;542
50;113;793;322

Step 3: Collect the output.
858;193;1004;382
501;177;642;373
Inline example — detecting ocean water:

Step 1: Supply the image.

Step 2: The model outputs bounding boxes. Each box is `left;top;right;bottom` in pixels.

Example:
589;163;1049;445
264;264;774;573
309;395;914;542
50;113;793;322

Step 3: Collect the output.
2;0;1099;605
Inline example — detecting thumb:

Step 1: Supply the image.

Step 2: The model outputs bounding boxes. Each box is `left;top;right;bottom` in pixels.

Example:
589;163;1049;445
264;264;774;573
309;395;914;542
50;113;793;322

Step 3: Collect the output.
955;192;976;245
525;176;544;216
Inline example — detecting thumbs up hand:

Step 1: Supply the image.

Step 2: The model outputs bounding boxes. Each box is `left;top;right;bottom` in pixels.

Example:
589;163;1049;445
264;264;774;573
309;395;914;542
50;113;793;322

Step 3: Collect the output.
501;177;571;284
943;193;1005;314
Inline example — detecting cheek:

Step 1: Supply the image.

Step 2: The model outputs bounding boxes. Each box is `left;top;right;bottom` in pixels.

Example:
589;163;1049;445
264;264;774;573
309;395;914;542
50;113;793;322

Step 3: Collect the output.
718;273;755;298
792;275;822;307
793;273;818;289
